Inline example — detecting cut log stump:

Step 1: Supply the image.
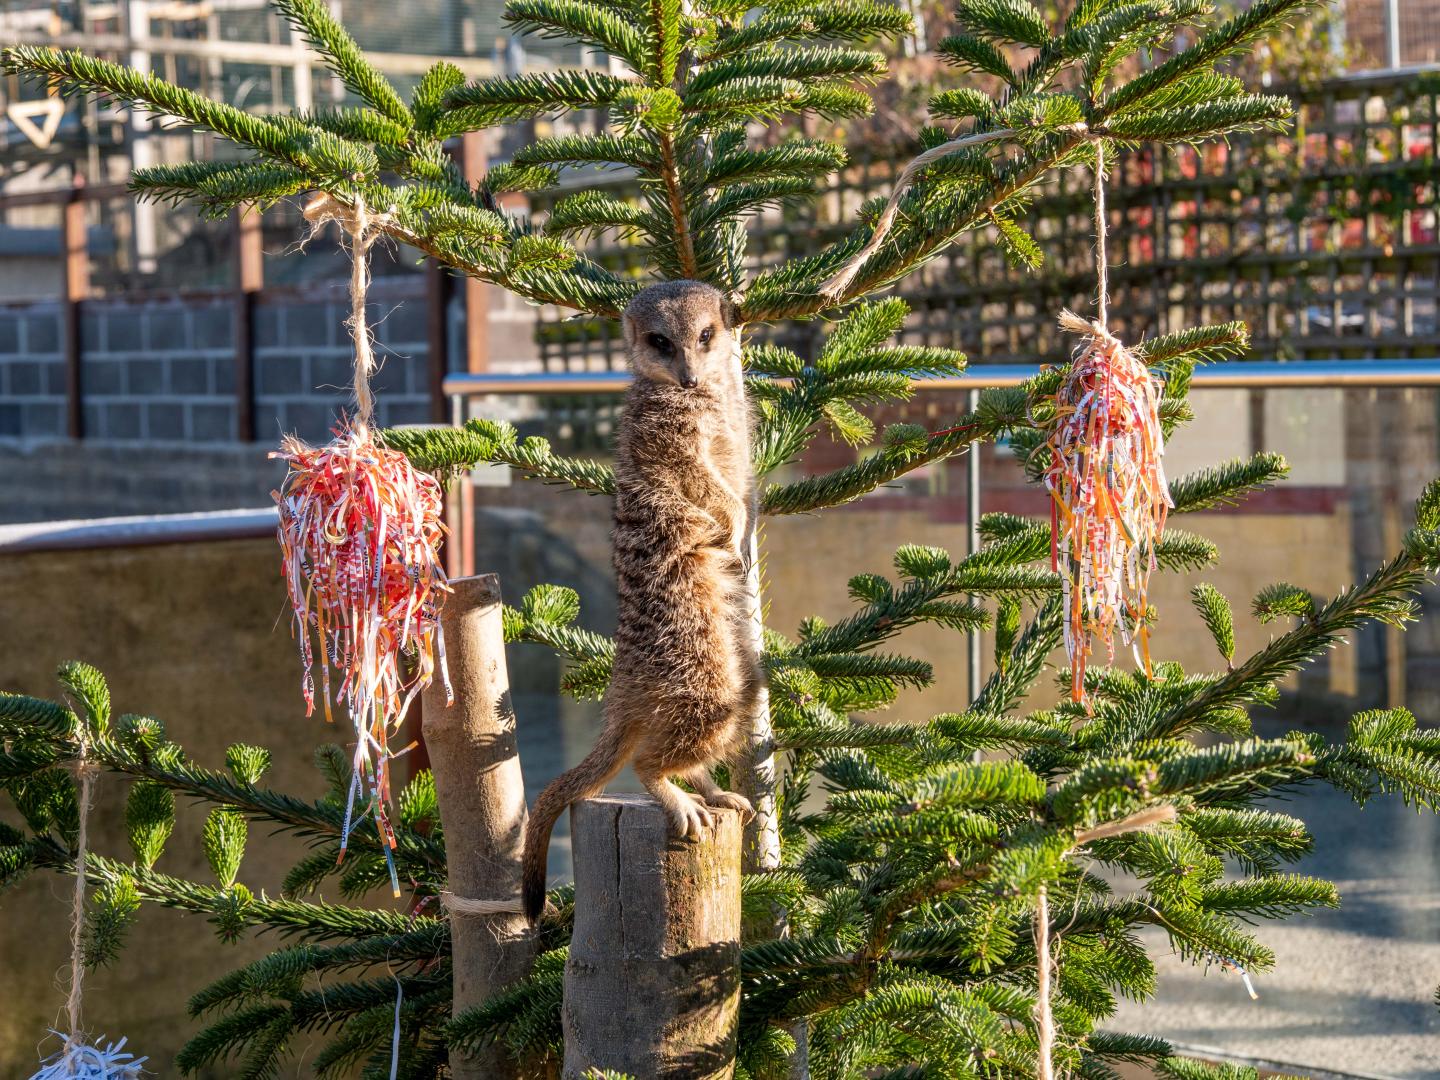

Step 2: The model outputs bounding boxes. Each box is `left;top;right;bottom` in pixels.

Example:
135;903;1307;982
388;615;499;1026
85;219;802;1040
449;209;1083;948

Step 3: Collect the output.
563;793;742;1080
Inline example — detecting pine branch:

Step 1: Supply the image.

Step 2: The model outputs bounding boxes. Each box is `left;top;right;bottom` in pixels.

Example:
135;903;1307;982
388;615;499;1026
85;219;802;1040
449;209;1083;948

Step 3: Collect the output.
1136;321;1250;367
1166;546;1431;730
3;46;375;182
761;388;1024;514
29;841;431;943
272;0;412;126
379;419;617;494
506;0;650;71
1101;95;1292;143
1103;0;1320;114
130;161;311;216
441;70;637;131
700;2;913;61
1169;452;1289;514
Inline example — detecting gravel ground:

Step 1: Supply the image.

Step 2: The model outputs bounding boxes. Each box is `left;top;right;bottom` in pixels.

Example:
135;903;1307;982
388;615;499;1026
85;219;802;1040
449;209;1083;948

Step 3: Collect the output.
1111;783;1440;1079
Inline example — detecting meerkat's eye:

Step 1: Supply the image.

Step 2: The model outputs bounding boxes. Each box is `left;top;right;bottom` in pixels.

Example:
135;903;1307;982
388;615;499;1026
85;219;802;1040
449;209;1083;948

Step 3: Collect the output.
646;332;673;355
699;327;713;345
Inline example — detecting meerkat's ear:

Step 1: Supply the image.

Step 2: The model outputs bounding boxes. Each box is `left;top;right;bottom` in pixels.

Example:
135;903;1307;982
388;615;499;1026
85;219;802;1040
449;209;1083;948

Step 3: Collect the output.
620;308;639;350
722;297;742;329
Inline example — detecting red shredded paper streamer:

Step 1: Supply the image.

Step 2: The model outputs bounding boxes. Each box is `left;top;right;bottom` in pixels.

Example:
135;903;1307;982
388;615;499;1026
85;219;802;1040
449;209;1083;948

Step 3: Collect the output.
273;421;452;885
1045;312;1171;702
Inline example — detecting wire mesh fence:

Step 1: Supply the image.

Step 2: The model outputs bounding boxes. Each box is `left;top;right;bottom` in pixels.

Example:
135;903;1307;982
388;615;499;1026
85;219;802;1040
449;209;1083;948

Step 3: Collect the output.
530;71;1440;369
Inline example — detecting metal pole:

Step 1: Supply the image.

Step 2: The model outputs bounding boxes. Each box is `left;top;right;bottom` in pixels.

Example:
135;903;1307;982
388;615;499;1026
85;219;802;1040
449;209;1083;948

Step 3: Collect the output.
1386;0;1402;69
966;387;982;705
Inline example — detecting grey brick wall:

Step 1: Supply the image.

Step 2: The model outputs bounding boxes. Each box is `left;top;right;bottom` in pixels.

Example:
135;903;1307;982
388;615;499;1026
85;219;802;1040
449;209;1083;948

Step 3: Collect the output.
0;440;285;525
0;303;67;439
0;281;436;447
254;284;433;443
0;281;453;524
79;298;239;442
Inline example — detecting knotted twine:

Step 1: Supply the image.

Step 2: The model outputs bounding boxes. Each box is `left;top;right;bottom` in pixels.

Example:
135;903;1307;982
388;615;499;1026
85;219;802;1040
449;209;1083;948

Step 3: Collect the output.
301;192;383;437
30;737;147;1080
273;192;452;898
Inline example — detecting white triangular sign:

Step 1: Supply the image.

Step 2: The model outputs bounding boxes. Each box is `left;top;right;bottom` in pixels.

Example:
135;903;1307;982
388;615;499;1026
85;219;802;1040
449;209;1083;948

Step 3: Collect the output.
8;99;65;149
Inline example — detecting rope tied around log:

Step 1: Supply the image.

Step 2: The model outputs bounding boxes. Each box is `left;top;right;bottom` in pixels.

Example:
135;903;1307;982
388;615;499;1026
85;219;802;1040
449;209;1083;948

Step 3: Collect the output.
439;890;526;917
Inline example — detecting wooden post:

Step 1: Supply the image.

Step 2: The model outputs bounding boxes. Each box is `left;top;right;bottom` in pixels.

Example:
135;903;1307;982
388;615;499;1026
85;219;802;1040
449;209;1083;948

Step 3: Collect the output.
421;574;534;1080
563;794;741;1080
232;204;263;443
460;131;490;374
425;258;453;424
61;176;89;439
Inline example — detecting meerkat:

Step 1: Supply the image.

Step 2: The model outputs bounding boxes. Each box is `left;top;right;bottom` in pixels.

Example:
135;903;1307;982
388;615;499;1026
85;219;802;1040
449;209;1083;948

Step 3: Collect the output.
521;280;761;923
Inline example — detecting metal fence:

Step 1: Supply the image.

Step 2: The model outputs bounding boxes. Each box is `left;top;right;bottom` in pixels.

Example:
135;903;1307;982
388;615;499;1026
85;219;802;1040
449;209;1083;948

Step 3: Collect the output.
530;70;1440;370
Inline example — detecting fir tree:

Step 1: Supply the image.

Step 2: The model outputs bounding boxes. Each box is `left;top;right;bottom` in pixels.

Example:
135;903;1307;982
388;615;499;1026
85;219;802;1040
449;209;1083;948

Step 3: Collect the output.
5;0;1437;1077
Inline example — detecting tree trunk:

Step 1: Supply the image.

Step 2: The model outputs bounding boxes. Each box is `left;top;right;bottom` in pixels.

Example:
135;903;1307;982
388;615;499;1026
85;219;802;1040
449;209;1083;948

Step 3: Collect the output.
737;528;782;877
563;794;742;1080
421;573;535;1080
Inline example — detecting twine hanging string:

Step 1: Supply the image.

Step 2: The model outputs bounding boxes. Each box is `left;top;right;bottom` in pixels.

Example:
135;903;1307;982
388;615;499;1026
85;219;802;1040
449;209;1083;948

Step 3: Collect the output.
1092;141;1109;328
301;191;388;439
1032;806;1178;1079
29;731;148;1079
1034;883;1055;1080
64;741;99;1048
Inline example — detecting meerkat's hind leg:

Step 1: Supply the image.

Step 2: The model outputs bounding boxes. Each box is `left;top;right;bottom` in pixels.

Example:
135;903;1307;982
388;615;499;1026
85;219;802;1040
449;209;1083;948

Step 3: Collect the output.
640;772;714;841
686;767;755;822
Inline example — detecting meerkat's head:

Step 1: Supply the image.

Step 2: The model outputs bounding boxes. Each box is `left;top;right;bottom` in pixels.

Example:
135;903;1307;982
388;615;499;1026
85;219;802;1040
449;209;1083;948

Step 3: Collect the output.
621;280;741;389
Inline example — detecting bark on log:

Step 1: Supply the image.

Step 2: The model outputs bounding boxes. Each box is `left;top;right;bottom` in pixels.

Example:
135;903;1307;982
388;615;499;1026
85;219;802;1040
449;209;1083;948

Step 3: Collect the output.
563;794;742;1080
421;573;535;1080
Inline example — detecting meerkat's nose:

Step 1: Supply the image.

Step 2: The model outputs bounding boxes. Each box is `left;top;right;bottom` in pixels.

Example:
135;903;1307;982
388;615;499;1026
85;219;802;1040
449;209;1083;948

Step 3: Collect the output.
681;375;698;389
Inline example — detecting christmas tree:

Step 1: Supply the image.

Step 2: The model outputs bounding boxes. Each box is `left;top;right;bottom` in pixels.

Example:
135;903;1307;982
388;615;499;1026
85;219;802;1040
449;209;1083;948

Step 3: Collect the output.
8;0;1440;1075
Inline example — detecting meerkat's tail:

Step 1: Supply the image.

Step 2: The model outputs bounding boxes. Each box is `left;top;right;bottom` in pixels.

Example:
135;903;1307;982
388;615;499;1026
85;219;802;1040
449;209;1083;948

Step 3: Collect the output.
522;719;637;923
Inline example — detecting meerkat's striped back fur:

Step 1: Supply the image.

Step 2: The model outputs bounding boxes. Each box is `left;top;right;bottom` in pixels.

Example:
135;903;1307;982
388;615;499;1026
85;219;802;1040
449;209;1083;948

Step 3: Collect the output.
522;280;761;922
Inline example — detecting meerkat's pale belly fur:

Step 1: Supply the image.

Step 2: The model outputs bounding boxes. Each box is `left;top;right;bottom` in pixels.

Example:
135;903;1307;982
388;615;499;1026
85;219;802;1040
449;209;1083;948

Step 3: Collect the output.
521;324;759;922
610;377;760;770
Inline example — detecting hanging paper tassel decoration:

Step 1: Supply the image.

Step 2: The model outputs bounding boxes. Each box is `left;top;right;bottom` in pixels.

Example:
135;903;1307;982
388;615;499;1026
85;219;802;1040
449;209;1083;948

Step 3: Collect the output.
1044;142;1171;702
31;1034;147;1080
1045;311;1171;701
273;193;452;892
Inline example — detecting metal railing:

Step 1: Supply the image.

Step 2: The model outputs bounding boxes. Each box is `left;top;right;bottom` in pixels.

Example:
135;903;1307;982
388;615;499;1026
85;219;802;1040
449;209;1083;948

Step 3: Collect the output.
441;357;1440;704
442;359;1440;400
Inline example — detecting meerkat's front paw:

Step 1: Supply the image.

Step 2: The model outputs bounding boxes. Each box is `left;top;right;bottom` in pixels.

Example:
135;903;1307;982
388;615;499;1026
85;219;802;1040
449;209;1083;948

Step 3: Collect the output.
704;791;755;822
668;797;715;841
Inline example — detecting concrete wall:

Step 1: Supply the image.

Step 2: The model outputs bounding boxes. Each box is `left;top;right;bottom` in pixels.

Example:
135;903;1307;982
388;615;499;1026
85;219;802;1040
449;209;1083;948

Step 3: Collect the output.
0;538;320;1077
